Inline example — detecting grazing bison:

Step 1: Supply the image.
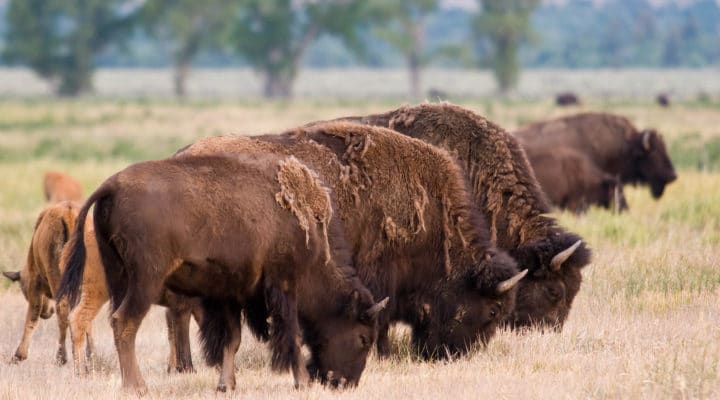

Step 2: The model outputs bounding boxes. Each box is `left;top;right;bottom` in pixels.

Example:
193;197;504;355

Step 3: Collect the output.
523;144;628;213
514;112;677;199
555;92;581;106
656;93;670;107
178;122;525;360
57;154;386;394
334;103;592;330
44;171;83;203
3;202;80;365
3;202;202;374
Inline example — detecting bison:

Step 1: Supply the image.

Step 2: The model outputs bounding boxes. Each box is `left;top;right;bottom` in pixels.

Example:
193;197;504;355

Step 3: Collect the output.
3;202;202;375
555;92;581;106
57;153;386;394
43;171;83;203
656;93;670;107
178;122;525;361
514;112;677;200
522;144;628;213
333;103;592;331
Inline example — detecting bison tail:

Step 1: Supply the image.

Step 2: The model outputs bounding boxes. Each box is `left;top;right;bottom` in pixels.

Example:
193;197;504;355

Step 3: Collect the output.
56;179;114;307
199;298;242;367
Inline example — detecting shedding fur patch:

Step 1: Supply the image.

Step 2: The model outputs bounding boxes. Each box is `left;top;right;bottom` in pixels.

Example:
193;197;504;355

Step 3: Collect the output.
275;157;333;264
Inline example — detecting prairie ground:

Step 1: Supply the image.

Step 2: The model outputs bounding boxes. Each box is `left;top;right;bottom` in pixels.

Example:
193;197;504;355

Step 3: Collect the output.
0;94;719;399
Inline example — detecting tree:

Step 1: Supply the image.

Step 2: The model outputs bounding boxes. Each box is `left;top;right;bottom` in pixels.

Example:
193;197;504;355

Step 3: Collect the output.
3;0;141;96
368;0;437;99
230;0;368;98
142;0;233;97
471;0;539;93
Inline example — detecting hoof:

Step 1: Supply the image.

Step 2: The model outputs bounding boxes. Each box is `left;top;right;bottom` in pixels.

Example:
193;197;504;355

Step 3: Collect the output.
55;349;67;366
216;384;228;393
10;351;27;364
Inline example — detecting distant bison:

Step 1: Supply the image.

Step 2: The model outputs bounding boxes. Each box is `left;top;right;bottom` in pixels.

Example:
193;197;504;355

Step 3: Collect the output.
58;154;386;394
4;202;202;375
43;171;82;203
514;112;677;199
334;103;593;331
523;144;628;213
179;122;525;361
555;92;581;106
656;93;670;107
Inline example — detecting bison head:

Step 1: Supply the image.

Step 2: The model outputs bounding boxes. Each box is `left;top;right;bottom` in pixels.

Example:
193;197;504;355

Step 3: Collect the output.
3;270;55;319
633;129;677;198
411;251;525;360
508;234;591;330
305;290;388;388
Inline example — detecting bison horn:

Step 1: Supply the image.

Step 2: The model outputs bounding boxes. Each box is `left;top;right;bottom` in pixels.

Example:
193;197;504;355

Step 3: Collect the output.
2;271;20;282
496;269;528;294
364;297;390;320
642;130;652;151
550;240;583;271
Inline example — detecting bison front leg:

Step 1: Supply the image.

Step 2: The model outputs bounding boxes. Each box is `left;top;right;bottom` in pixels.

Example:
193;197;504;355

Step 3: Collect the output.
165;307;195;373
267;283;309;389
54;299;70;365
216;325;241;392
11;292;43;363
376;323;392;359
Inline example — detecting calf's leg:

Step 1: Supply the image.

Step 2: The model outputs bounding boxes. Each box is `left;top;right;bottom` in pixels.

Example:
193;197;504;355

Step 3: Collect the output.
55;299;70;365
69;291;105;374
166;307;195;373
12;292;43;363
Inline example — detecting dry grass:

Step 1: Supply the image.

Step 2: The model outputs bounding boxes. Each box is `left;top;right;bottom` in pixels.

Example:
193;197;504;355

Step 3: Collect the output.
0;97;719;399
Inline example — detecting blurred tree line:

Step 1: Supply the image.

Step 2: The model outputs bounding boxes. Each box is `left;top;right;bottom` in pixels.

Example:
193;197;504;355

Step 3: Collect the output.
1;0;718;98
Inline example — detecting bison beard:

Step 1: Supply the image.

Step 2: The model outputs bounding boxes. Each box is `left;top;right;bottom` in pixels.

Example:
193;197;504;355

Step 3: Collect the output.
332;103;593;331
57;154;385;394
178;122;526;361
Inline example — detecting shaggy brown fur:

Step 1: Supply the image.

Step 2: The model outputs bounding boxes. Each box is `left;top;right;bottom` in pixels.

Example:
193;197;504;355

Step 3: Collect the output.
523;144;628;213
57;154;383;394
514;112;677;200
4;203;203;375
43;171;83;203
334;103;593;330
178;122;524;360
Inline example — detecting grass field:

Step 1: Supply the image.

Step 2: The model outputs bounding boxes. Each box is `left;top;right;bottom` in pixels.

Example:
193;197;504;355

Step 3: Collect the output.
0;95;719;399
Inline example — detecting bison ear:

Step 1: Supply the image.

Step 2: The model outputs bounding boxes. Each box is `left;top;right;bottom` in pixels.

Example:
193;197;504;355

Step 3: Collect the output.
362;297;389;322
2;271;20;282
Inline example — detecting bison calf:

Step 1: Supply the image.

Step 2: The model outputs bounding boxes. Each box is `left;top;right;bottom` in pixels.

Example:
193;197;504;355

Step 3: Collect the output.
524;145;628;213
44;171;83;203
57;154;386;394
4;202;202;375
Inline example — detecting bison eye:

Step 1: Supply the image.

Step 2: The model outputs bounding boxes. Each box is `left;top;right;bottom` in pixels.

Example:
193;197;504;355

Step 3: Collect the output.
359;335;370;348
489;309;497;318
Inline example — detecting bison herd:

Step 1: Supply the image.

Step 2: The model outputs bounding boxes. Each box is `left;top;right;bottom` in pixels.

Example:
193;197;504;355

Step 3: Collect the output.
2;103;676;395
